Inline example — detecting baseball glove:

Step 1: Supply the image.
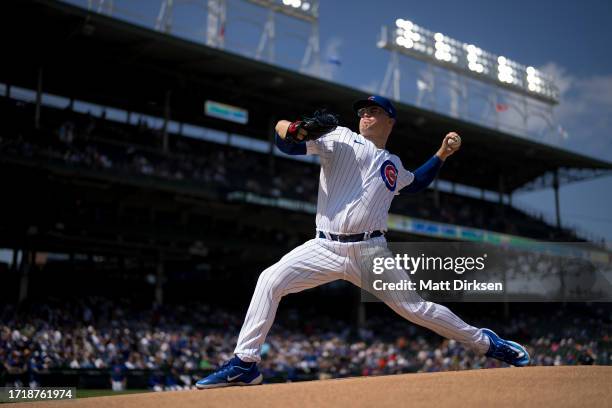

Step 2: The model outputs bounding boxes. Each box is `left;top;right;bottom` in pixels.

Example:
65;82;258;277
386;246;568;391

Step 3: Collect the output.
285;109;339;143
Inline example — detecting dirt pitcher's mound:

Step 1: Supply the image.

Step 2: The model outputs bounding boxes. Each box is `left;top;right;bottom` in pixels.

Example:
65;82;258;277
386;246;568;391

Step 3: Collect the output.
12;366;611;408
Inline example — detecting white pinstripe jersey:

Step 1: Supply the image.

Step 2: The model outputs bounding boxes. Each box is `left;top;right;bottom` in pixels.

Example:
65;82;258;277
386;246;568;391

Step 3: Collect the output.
306;126;414;234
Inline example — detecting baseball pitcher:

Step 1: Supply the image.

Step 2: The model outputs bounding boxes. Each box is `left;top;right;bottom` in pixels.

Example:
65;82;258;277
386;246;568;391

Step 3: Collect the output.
196;96;529;389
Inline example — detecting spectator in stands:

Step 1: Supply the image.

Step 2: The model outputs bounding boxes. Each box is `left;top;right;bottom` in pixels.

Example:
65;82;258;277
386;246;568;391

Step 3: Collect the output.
1;297;609;390
110;359;127;391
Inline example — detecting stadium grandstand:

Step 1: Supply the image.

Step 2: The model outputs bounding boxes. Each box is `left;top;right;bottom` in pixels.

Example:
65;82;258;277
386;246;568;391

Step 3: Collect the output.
1;0;611;392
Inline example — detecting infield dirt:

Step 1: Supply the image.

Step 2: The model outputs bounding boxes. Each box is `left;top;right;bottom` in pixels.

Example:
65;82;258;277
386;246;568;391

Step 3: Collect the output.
10;366;611;408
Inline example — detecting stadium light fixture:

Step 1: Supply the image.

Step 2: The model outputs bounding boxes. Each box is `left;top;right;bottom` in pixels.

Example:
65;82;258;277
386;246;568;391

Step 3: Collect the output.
378;19;560;104
247;0;318;22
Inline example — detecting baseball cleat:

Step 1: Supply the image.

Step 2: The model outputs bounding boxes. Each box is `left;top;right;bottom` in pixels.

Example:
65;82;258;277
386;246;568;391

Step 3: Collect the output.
195;356;263;389
482;328;530;367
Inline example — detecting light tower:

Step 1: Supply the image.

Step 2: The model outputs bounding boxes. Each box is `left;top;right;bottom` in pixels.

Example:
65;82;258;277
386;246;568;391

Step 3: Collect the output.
206;0;227;48
154;0;319;74
377;19;560;138
245;0;320;72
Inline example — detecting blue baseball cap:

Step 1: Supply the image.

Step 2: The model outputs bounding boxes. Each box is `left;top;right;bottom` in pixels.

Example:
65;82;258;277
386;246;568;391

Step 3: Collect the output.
353;95;397;119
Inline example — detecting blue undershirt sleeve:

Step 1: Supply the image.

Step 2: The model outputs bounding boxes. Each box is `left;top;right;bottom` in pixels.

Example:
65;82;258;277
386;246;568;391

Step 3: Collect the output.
403;155;444;193
275;132;307;155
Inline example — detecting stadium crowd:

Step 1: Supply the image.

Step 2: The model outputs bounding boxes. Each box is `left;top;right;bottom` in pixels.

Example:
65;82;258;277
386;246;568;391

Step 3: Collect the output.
1;298;608;390
0;98;578;241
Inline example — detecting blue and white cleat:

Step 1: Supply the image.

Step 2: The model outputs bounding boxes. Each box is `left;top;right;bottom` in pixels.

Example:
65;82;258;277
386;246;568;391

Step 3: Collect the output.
195;356;263;389
482;328;530;367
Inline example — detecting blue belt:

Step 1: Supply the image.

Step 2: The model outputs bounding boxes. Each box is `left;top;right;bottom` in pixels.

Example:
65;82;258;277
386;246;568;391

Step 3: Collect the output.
317;230;384;242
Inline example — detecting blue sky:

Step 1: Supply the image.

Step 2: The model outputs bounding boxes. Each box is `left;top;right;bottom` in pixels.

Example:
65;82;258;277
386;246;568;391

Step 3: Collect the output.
67;0;612;242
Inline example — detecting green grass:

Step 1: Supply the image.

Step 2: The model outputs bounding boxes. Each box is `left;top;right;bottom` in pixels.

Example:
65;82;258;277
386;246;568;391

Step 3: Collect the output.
77;389;150;399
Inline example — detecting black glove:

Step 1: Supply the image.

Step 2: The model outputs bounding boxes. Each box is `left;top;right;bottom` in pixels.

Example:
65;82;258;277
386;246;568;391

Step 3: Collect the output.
285;110;339;143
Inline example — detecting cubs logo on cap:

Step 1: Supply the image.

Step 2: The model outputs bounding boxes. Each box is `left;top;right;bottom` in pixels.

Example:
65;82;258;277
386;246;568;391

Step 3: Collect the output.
380;160;398;191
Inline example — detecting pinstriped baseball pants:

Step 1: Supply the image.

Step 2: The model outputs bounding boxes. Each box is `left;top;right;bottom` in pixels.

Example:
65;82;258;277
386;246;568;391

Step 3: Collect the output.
234;236;490;362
